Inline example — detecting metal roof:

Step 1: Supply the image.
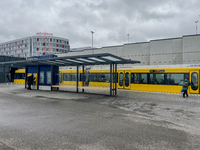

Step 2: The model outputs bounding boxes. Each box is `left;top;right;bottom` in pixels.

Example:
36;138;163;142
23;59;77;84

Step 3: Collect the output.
0;53;140;67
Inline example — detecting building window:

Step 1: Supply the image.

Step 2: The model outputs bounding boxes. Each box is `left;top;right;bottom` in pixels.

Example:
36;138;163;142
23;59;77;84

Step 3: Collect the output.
57;39;59;42
43;48;45;51
43;53;45;55
56;49;58;52
50;38;52;42
43;38;45;41
50;43;52;47
50;48;52;51
43;43;45;46
37;48;39;51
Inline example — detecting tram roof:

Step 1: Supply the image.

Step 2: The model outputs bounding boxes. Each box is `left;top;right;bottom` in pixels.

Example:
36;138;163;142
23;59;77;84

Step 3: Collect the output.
0;53;140;67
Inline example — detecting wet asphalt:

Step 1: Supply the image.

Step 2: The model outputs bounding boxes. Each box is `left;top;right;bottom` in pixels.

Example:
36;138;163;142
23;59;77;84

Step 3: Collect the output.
0;84;200;150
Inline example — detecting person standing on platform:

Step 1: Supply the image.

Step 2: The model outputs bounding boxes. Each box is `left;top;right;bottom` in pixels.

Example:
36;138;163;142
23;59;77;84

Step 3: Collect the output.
182;77;192;98
27;75;34;90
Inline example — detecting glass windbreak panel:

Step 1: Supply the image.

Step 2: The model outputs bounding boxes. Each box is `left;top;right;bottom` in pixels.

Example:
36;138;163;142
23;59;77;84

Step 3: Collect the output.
14;73;18;79
119;73;123;86
59;73;62;83
33;73;37;85
167;73;184;85
150;73;164;84
47;71;51;84
134;73;147;84
125;73;129;87
39;72;44;84
191;73;198;90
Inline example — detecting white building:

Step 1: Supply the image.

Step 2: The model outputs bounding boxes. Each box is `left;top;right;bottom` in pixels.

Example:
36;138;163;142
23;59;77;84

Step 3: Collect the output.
0;33;70;58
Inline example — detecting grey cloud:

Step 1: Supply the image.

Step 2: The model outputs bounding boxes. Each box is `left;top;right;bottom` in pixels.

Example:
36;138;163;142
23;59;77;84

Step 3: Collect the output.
0;0;200;48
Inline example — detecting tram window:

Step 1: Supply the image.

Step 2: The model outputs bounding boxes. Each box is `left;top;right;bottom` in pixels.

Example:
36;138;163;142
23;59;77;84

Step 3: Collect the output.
18;73;25;79
63;73;80;81
71;74;76;81
150;73;164;84
134;73;147;84
167;73;184;85
22;73;25;79
104;74;110;82
91;73;110;82
191;72;198;90
63;73;69;81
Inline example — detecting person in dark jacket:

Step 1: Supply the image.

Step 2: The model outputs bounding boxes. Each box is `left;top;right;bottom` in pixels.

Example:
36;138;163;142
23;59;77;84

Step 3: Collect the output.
27;75;34;90
6;73;11;84
182;77;192;98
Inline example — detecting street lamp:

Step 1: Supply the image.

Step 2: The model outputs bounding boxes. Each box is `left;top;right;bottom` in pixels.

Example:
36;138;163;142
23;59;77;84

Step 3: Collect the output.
91;31;94;54
195;21;198;35
127;34;129;44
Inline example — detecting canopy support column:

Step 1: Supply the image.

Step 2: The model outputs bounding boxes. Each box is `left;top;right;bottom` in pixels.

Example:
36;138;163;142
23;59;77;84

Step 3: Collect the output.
25;66;27;89
37;66;39;90
115;64;117;95
51;65;53;91
82;65;84;93
110;63;112;96
76;65;79;93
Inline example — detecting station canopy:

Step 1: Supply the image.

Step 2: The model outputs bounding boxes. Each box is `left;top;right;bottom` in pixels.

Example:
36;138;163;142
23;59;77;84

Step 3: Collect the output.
0;53;140;67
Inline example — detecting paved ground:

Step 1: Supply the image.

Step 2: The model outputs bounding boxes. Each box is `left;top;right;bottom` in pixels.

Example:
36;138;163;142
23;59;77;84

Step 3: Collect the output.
0;83;200;150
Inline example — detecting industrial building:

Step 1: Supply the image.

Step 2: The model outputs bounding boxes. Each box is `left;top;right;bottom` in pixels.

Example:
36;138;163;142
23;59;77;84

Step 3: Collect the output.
57;34;200;68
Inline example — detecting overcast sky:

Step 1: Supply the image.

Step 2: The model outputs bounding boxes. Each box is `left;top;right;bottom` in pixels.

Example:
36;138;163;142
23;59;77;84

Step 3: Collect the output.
0;0;200;48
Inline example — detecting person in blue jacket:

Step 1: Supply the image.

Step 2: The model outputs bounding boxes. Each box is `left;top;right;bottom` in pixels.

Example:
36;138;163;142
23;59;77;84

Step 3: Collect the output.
182;77;192;98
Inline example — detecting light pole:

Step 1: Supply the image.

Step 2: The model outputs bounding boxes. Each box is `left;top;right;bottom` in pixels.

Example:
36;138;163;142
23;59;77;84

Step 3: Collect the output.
91;31;94;54
195;21;198;35
127;34;129;43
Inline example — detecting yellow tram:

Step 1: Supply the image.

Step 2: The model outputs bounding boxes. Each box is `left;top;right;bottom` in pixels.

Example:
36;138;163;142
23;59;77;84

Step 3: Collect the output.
14;66;200;94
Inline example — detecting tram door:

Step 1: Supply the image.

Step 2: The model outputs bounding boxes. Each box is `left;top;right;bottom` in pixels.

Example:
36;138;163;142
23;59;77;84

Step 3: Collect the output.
118;71;131;89
189;70;199;94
